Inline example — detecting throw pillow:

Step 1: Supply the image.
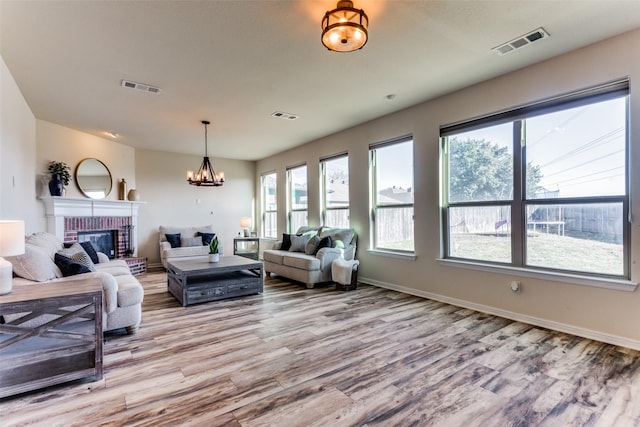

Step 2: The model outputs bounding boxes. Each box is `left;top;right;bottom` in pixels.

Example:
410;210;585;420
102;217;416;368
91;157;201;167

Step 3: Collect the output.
197;232;216;246
57;243;96;272
180;236;203;247
305;235;321;255
6;243;60;282
289;233;312;252
280;233;292;251
314;235;332;255
165;233;181;248
79;241;100;264
54;253;92;277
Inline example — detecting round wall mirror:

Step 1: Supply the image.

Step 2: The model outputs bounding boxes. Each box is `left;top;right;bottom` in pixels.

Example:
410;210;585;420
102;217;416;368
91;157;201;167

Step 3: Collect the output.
75;158;113;199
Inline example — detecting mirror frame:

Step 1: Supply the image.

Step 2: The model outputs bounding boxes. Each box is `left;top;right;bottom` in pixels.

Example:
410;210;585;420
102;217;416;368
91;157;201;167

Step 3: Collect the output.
75;158;113;199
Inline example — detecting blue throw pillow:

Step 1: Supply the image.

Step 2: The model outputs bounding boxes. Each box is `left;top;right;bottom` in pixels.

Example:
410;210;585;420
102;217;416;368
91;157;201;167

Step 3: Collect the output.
54;253;93;277
280;233;292;251
165;233;181;248
314;236;332;255
197;232;216;246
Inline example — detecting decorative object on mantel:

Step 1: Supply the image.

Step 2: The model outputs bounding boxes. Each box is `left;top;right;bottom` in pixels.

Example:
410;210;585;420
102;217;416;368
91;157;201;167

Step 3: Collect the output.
127;188;140;201
118;179;127;200
321;0;368;52
240;217;251;237
47;161;71;196
208;236;220;262
187;120;225;187
0;220;25;295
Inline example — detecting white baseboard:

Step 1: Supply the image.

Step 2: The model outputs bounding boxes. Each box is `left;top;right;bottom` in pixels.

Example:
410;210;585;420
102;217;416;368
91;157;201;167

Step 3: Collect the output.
359;276;640;351
147;262;164;270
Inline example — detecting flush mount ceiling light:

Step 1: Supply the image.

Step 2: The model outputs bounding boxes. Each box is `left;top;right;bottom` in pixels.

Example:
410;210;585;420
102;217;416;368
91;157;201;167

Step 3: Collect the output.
321;0;368;52
186;120;224;187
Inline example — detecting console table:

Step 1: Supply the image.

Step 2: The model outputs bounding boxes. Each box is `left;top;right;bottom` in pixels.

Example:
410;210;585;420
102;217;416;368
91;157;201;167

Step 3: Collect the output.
233;237;260;260
0;279;103;398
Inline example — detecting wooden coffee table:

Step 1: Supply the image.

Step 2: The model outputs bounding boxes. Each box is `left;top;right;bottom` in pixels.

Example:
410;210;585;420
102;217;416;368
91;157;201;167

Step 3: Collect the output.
167;256;263;306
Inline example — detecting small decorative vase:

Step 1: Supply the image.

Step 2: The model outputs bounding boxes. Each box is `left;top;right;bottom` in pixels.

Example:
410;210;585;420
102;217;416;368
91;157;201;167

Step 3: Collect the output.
119;179;127;201
127;189;140;201
209;253;220;263
48;173;64;196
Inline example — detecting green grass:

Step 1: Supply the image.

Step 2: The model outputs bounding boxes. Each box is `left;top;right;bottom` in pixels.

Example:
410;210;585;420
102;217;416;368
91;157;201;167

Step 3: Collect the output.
450;232;623;276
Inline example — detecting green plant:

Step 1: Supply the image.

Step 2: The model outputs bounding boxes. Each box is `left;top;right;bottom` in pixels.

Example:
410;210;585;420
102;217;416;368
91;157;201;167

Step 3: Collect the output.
208;236;219;254
48;161;72;186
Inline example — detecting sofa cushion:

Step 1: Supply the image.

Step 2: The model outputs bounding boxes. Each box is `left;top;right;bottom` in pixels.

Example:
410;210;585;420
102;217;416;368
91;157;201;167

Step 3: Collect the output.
54;253;93;277
95;261;132;277
289;234;312;252
315;235;332;254
263;250;285;265
57;243;96;272
78;241;100;264
305;235;321;255
283;253;321;271
197;232;216;246
165;233;181;248
181;236;203;247
25;232;63;257
280;233;292;251
7;243;61;281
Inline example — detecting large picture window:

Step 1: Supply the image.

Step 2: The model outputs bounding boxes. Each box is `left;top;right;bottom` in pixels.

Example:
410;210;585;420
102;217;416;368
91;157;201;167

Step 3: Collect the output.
287;164;307;233
261;172;277;239
321;154;350;228
370;137;414;253
441;81;629;278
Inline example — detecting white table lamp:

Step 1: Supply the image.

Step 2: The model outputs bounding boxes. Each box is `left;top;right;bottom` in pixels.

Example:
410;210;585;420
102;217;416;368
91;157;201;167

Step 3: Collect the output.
0;220;25;295
240;217;251;237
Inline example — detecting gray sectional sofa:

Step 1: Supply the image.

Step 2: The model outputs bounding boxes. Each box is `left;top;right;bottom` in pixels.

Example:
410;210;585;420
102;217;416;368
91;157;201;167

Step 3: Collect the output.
263;226;357;288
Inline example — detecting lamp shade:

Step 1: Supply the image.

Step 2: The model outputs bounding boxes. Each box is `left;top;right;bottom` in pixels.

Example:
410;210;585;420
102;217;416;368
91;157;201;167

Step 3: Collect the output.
240;217;252;229
0;220;25;257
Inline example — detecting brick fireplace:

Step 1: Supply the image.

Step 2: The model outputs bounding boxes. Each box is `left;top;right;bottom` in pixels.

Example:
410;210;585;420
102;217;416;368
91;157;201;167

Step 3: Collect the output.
40;197;143;258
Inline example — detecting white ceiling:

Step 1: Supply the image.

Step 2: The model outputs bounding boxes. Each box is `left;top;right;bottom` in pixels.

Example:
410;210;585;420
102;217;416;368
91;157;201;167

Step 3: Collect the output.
2;1;640;161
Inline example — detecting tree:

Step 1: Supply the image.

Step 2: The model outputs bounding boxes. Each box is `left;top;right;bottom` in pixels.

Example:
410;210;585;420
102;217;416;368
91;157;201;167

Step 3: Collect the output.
448;138;542;202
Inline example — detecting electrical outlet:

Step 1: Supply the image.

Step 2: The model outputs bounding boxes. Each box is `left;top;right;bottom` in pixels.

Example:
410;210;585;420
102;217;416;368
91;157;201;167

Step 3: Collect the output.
510;281;521;293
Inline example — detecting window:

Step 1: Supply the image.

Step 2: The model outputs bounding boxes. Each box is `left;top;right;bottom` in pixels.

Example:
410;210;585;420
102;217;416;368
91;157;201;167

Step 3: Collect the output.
261;172;277;239
370;137;414;252
321;154;349;228
441;81;629;278
287;164;307;233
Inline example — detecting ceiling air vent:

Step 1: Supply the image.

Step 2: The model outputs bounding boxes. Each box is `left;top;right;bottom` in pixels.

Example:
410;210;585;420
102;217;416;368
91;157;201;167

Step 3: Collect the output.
492;27;549;56
120;79;161;94
271;111;299;120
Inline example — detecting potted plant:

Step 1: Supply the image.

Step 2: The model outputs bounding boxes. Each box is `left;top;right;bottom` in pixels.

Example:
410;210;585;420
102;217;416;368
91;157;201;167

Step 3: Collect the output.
208;236;220;262
48;161;72;196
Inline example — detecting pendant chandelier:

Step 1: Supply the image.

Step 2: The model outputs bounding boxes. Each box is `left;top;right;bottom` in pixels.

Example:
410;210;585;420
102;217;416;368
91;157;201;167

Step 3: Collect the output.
186;120;224;187
321;0;368;52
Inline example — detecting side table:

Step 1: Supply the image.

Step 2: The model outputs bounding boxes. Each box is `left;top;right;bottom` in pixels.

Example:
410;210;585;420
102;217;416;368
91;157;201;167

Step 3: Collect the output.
0;278;104;398
233;237;260;260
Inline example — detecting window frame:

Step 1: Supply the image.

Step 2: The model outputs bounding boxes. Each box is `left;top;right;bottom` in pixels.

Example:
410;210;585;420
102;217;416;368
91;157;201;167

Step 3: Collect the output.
261;172;277;239
286;163;308;234
369;135;415;255
320;152;350;228
440;80;630;280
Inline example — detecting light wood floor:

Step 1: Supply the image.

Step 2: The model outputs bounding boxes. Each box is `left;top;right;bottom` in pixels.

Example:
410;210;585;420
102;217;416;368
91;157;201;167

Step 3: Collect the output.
2;269;640;426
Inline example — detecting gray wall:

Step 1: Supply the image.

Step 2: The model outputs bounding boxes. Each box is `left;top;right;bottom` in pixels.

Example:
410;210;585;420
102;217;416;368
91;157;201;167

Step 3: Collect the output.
256;29;640;348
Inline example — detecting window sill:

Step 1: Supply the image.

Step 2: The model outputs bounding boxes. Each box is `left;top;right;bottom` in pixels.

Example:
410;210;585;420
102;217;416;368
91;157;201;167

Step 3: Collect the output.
437;258;637;292
367;249;417;261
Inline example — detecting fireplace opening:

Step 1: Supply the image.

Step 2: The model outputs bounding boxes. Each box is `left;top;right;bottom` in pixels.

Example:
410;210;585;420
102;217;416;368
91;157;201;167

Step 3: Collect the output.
78;230;117;259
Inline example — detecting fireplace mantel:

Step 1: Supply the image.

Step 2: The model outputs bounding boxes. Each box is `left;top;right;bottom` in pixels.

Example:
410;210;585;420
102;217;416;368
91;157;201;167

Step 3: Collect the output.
40;196;145;249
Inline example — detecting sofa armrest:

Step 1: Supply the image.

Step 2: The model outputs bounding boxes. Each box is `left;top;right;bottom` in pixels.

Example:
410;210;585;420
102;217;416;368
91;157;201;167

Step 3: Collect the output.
97;252;110;263
160;241;172;251
272;241;283;250
316;247;344;269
